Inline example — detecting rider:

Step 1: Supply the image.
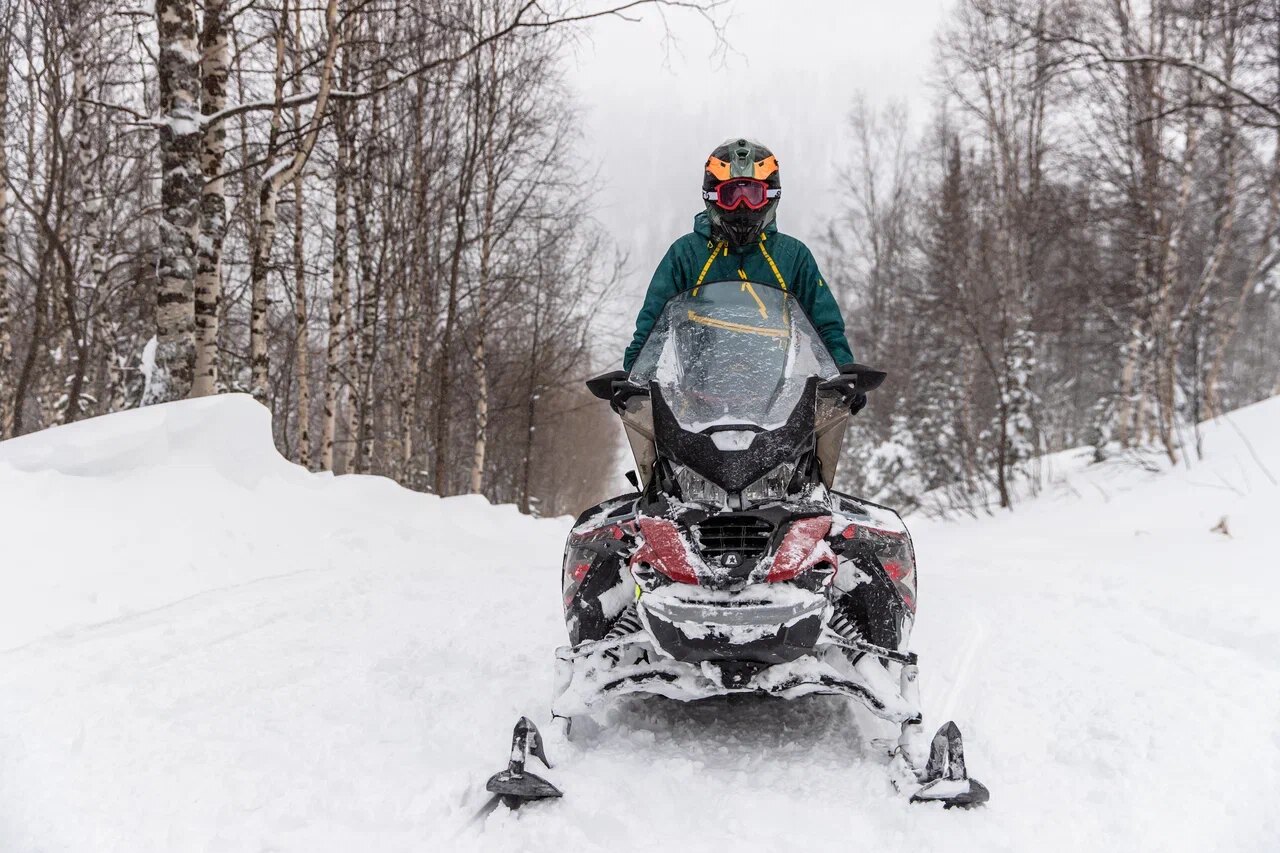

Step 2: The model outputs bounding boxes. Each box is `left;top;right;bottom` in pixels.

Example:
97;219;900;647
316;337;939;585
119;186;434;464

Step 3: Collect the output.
622;138;854;371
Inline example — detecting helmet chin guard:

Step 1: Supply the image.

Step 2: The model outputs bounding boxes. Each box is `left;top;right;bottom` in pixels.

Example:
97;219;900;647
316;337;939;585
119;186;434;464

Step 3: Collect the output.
710;203;777;248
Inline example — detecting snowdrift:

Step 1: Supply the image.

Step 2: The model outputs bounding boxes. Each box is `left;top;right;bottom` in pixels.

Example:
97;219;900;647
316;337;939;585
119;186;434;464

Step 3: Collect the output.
0;395;558;651
1;393;1278;852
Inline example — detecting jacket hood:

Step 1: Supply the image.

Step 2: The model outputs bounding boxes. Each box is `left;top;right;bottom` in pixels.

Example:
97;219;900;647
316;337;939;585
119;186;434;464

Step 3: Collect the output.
693;210;778;251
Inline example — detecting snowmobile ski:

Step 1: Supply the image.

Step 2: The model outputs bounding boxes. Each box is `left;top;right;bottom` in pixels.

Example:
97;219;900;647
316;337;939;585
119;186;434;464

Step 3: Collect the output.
908;721;990;809
479;717;562;816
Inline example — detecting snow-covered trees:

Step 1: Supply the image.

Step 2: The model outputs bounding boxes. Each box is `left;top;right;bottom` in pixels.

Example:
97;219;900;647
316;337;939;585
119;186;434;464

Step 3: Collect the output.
828;0;1280;513
0;0;717;515
0;0;155;431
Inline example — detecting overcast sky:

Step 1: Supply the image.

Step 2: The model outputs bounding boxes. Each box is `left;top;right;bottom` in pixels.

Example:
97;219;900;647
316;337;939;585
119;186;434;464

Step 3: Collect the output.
564;0;954;357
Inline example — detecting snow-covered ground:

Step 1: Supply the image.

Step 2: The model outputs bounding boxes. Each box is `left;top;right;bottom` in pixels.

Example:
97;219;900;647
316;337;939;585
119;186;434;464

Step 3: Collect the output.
1;393;1278;852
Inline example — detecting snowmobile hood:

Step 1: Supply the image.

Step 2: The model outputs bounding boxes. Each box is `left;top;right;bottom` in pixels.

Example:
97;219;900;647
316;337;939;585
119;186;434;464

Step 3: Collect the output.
693;210;778;254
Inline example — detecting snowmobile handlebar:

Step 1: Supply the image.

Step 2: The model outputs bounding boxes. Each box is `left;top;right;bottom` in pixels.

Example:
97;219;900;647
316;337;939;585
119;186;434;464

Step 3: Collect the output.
818;363;886;413
589;362;886;415
587;370;649;413
821;363;887;393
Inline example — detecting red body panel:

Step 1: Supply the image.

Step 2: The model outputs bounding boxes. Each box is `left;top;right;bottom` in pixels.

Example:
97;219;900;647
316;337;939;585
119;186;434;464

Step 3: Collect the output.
632;516;699;584
766;516;833;582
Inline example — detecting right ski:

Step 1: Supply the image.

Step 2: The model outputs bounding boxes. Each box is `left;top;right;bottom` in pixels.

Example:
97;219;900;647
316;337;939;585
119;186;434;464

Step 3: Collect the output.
907;721;990;808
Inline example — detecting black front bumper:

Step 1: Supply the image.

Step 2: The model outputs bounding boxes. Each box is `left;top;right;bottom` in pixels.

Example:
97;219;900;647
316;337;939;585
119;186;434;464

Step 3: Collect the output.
637;587;828;665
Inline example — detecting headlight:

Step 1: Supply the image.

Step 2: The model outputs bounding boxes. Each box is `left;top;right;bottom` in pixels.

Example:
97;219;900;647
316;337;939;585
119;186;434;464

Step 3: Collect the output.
740;462;796;506
674;465;729;507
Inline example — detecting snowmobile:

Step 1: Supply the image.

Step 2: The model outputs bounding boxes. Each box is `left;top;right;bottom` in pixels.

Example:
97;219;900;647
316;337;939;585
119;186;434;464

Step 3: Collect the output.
484;279;988;811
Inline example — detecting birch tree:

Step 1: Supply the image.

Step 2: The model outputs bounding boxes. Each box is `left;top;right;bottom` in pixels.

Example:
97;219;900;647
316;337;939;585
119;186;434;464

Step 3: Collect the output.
191;0;229;397
320;54;352;472
146;0;201;404
248;0;340;402
0;19;11;438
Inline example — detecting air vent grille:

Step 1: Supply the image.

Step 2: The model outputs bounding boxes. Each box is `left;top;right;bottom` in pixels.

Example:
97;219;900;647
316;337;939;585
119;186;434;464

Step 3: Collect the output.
693;516;774;563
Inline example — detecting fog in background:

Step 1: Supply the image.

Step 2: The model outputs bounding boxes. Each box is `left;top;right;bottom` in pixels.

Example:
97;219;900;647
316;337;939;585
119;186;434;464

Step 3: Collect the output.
566;0;951;360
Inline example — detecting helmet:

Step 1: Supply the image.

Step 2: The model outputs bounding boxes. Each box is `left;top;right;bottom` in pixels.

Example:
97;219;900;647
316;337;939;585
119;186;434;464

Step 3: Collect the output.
703;138;781;249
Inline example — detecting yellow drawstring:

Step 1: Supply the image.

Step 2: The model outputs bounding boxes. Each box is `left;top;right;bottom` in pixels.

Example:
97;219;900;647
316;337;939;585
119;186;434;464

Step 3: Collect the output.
758;233;786;290
694;237;784;296
692;240;725;296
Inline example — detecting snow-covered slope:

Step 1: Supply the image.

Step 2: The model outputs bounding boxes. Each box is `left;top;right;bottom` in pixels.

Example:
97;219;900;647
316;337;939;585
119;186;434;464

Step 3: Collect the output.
1;393;1277;852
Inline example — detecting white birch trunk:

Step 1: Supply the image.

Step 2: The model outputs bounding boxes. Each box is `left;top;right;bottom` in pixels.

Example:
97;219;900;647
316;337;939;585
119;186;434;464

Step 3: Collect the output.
291;0;311;466
0;51;12;437
1206;123;1278;417
293;167;311;466
469;162;497;495
321;93;351;471
247;0;288;403
248;182;278;401
345;52;385;475
470;316;488;494
400;309;420;480
1152;90;1204;464
363;87;385;477
249;0;340;405
192;0;229;398
146;0;201;404
341;268;361;473
60;36;98;424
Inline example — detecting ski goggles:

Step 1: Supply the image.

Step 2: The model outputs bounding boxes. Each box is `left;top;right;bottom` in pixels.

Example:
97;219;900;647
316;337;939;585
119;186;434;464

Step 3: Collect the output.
702;178;781;211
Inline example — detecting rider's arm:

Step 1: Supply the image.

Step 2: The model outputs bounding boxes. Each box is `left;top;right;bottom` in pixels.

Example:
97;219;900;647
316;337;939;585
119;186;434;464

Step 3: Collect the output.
795;246;854;366
622;241;685;371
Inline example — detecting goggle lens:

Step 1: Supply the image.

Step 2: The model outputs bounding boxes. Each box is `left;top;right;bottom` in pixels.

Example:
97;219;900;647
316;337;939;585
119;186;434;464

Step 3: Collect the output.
705;179;778;211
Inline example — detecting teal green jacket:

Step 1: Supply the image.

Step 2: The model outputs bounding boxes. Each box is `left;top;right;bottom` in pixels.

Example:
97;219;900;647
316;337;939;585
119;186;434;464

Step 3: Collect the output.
623;212;854;370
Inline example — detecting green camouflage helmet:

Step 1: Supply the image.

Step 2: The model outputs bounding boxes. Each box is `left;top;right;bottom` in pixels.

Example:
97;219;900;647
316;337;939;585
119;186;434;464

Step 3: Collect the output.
702;138;781;249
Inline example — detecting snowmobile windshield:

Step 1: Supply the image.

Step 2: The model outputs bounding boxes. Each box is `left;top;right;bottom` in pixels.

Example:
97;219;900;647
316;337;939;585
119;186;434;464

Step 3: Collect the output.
629;280;840;432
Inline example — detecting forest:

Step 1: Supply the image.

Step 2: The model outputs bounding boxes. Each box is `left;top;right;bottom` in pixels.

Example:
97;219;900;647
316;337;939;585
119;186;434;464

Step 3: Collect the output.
1;0;1278;516
829;0;1280;513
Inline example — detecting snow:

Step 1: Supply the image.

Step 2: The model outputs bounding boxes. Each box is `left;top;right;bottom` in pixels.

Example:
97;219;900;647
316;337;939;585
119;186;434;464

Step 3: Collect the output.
160;40;204;70
2;392;1279;851
261;156;293;184
158;110;203;137
138;335;158;403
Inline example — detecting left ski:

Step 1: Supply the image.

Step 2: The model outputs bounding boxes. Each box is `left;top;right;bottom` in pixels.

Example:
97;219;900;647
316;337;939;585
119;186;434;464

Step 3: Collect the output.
471;716;563;824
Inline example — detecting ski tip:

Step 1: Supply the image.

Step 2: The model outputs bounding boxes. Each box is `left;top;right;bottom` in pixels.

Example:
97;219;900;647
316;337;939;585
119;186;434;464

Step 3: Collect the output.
936;720;961;738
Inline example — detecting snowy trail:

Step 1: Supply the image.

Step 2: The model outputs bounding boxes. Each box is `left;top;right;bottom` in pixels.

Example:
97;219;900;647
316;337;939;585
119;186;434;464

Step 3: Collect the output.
2;394;1278;851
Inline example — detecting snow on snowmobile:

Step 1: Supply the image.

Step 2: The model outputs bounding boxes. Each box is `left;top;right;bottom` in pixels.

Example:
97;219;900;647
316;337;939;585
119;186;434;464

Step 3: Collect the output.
484;279;988;811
